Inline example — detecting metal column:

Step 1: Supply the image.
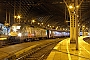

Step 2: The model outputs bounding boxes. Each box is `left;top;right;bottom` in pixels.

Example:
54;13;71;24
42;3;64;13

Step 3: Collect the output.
75;0;78;50
64;0;79;50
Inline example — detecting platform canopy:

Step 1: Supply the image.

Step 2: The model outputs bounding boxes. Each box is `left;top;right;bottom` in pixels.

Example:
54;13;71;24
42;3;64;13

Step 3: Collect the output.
0;0;90;30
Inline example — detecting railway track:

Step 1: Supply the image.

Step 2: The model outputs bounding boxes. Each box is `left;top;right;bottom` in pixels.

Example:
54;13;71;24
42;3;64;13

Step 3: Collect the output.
16;40;60;60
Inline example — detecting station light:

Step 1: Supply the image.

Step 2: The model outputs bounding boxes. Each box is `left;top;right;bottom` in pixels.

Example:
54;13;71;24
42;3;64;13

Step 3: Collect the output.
52;26;54;27
31;20;35;23
86;28;88;29
66;29;67;30
77;15;79;17
38;23;40;25
74;12;75;14
56;28;58;30
13;28;17;32
56;26;58;30
66;21;70;22
41;23;43;25
83;26;85;28
17;26;21;29
56;26;58;28
17;15;21;19
69;5;73;9
18;33;22;37
78;24;79;27
14;16;17;18
76;5;79;8
63;28;65;30
48;24;49;26
14;15;21;19
60;2;63;4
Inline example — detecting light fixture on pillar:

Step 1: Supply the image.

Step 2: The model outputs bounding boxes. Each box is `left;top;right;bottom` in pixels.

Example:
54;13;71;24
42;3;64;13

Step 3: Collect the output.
69;5;73;9
76;5;79;8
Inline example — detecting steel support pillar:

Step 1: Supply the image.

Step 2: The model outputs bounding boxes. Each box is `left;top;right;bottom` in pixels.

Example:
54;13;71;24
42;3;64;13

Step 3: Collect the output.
75;0;78;50
78;27;80;37
64;0;79;50
82;26;85;36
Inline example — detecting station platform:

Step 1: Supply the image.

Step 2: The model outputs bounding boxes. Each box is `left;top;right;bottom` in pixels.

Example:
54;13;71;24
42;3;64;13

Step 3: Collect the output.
47;36;90;60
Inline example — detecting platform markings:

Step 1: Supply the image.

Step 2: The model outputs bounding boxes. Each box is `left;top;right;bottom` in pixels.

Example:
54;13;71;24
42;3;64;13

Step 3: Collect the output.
79;37;90;55
67;39;71;60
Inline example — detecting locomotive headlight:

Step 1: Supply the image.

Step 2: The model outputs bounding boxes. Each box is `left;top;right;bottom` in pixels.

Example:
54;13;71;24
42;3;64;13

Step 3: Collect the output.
18;33;22;37
13;28;17;32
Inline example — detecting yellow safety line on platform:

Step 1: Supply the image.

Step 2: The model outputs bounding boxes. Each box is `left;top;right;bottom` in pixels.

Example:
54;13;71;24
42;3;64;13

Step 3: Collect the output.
79;37;90;55
53;38;72;60
53;39;65;50
53;42;60;50
80;43;90;55
67;39;71;60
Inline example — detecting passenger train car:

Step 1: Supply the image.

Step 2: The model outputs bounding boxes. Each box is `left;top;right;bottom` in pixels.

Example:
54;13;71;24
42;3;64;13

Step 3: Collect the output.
8;23;47;43
8;23;70;44
49;30;70;38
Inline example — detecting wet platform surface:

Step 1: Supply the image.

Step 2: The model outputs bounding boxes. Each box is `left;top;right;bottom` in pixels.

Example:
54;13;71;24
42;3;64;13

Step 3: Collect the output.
47;36;90;60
